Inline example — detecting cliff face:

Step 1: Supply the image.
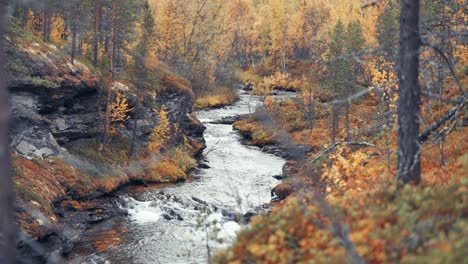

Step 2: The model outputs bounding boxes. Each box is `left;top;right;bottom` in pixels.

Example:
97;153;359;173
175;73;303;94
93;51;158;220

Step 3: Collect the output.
6;31;206;259
7;37;205;160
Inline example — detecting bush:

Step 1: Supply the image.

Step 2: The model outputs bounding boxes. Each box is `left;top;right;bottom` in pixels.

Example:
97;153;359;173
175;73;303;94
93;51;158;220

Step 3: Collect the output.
145;158;187;183
194;86;239;109
233;119;275;146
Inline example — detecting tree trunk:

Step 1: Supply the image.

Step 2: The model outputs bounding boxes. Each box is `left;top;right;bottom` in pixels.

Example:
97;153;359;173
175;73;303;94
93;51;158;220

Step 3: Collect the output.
104;9;109;54
0;2;16;263
71;22;77;64
331;104;339;144
21;8;28;28
100;3;116;152
397;0;421;184
345;102;351;142
42;10;48;42
78;32;83;55
93;0;100;68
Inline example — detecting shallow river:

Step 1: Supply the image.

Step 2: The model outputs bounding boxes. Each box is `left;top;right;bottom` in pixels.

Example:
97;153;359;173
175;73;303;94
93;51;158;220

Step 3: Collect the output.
71;90;292;264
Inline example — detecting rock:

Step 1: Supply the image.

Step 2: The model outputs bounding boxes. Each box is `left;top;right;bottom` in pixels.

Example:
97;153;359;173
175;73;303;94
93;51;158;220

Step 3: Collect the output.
272;174;287;180
209;114;248;125
262;145;287;158
163;209;184;221
198;162;211;169
241;84;253;91
192;197;209;207
283;161;300;178
8;40;206;160
271;183;293;201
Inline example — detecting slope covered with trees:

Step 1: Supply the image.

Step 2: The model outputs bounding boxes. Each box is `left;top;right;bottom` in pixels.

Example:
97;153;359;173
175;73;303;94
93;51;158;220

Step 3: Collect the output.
0;0;467;263
214;0;468;262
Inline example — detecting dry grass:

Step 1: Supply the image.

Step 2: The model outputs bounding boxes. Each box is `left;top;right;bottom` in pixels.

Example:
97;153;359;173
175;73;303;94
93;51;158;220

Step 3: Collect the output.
194;86;239;109
144;158;187;183
159;73;193;94
233;119;275;146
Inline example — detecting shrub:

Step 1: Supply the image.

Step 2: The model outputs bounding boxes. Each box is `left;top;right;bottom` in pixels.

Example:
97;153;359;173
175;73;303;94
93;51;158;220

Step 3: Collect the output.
194;86;239;109
148;107;171;153
145;158;187;183
169;147;197;173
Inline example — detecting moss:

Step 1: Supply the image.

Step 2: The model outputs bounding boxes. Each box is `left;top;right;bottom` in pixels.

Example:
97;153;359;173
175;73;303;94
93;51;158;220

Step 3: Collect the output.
68;138;131;169
12;161;51;211
14;181;51;211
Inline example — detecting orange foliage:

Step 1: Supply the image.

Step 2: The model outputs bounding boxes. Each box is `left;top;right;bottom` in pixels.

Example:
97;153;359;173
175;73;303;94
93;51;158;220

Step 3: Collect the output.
145;158;187;183
160;73;192;94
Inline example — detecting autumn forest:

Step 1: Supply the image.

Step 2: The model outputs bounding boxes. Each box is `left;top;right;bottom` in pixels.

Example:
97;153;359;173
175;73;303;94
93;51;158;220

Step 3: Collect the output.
0;0;467;263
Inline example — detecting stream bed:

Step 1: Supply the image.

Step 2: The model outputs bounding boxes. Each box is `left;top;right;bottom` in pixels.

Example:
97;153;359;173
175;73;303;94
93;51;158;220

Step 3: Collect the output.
69;90;293;264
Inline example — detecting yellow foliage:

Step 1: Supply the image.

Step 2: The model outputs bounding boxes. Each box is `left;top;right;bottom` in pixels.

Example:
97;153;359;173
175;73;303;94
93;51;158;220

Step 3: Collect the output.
148;107;171;153
108;92;133;136
194;87;239;110
254;71;304;95
145;158;186;183
321;146;373;196
169;147;197;173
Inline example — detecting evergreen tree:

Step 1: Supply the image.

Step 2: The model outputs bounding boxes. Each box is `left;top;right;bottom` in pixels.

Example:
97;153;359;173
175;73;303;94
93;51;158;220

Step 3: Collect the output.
326;20;346;143
377;0;399;62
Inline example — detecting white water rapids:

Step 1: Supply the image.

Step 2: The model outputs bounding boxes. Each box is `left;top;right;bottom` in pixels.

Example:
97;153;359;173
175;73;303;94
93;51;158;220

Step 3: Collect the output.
72;90;294;264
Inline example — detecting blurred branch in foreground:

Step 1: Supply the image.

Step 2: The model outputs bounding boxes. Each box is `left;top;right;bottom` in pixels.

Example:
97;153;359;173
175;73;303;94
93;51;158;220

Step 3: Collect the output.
0;1;15;264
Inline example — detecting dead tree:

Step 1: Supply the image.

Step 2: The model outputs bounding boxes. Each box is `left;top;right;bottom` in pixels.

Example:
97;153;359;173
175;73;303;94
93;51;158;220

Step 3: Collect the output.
397;0;421;184
0;2;16;263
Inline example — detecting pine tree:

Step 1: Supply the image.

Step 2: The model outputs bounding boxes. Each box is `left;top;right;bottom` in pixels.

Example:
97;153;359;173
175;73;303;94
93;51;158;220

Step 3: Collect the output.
377;0;399;62
397;0;421;184
327;20;346;143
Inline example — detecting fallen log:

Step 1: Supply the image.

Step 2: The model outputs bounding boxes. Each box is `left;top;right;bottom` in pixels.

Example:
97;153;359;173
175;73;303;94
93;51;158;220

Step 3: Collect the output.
418;100;466;143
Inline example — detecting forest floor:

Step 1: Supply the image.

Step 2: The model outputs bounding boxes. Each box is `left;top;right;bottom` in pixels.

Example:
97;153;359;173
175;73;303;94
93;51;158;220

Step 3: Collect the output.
215;70;468;263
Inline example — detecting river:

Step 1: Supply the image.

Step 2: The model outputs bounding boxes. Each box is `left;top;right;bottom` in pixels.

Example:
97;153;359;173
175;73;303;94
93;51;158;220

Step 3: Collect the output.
69;90;292;264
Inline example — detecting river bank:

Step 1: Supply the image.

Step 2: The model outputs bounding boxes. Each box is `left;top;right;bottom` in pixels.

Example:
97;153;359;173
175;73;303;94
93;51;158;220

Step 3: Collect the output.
59;89;292;264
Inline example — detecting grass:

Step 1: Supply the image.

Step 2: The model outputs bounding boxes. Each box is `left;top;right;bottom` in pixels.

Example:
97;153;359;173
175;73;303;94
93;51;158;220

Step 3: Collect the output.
235;69;263;85
194;86;239;110
68;138;131;169
233;119;275;146
144;146;197;183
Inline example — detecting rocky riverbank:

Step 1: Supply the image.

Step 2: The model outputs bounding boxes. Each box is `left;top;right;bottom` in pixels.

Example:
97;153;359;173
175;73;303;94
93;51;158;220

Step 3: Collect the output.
6;28;207;262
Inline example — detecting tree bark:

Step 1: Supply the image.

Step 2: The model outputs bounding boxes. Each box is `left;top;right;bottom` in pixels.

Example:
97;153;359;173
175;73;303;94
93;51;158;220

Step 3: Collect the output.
397;0;421;184
93;0;100;68
71;22;77;64
0;2;16;263
100;2;115;151
331;104;339;144
42;10;48;42
21;8;28;28
345;102;351;142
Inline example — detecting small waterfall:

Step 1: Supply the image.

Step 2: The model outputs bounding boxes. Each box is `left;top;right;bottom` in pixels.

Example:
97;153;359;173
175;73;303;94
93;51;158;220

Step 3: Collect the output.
75;90;294;264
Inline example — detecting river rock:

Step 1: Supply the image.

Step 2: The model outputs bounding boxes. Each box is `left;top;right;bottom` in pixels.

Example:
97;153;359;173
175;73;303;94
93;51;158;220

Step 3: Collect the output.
271;183;293;201
209;114;248;125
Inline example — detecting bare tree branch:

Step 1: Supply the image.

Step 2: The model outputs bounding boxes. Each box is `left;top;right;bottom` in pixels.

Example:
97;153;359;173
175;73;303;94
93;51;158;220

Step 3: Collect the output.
422;42;467;98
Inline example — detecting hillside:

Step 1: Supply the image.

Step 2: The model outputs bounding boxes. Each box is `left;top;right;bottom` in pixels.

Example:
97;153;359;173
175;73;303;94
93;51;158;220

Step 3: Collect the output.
6;23;206;259
0;0;467;263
